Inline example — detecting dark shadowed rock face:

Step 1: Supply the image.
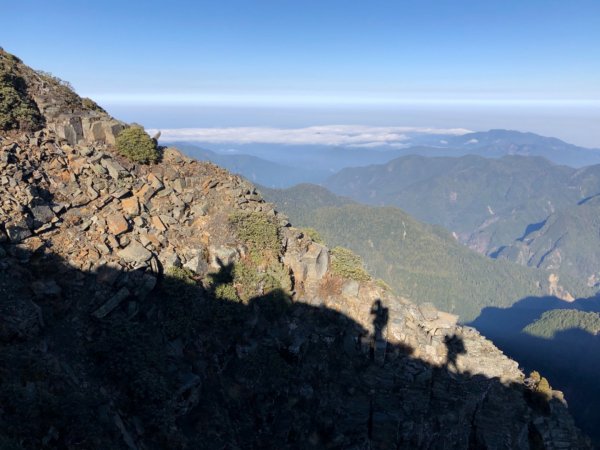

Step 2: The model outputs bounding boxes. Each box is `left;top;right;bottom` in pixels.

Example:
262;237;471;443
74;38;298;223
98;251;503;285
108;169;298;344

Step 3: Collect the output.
0;51;592;449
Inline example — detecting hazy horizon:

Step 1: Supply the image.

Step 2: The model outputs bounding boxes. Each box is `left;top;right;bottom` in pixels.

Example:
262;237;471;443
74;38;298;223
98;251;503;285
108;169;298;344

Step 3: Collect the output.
102;102;600;149
3;0;599;148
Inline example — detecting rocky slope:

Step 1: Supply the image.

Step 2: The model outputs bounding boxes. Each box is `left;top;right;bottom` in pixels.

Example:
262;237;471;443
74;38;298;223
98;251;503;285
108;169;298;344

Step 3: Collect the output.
0;48;591;449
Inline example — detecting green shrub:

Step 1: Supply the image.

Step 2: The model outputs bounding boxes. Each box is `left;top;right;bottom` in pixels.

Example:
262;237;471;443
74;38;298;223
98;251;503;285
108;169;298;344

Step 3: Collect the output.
301;227;324;244
231;259;291;302
330;246;370;282
165;266;196;287
0;68;42;131
81;97;106;113
229;212;280;258
536;376;553;399
115;126;159;163
214;283;239;302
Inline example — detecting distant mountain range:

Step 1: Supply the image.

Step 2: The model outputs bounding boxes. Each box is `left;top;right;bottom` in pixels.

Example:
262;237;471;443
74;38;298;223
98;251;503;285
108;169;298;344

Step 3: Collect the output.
326;155;600;250
260;184;593;322
169;129;600;188
432;129;600;167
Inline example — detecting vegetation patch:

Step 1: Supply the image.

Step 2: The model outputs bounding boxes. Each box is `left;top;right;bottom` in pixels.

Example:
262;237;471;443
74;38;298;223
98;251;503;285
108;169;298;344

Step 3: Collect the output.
529;370;554;398
229;211;280;259
0;59;42;131
214;282;239;302
523;309;600;338
81;97;106;113
35;70;83;107
165;266;196;286
233;259;290;302
116;126;159;164
224;212;292;302
375;278;392;292
301;227;324;244
330;246;370;282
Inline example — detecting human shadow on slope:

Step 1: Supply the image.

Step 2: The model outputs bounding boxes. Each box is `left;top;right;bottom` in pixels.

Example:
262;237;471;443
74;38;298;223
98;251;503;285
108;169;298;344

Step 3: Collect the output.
470;295;600;445
0;246;590;449
443;334;466;372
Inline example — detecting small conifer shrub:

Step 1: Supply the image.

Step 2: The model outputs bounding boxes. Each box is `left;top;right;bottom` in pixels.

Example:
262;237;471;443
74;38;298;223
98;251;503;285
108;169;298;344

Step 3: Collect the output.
536;376;553;399
115;126;159;163
301;227;324;244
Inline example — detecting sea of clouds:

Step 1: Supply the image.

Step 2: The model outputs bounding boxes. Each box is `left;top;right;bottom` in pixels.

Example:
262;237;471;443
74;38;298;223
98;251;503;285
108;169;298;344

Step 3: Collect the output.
148;125;471;148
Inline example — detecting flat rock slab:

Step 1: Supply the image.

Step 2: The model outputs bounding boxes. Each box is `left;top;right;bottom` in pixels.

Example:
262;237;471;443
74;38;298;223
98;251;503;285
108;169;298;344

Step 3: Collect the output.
118;241;152;264
107;213;129;235
92;287;130;319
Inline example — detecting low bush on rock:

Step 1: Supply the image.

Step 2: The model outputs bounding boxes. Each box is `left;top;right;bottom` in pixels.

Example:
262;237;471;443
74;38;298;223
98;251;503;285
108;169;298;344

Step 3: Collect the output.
229;212;280;258
115;126;159;163
330;246;370;282
301;227;324;244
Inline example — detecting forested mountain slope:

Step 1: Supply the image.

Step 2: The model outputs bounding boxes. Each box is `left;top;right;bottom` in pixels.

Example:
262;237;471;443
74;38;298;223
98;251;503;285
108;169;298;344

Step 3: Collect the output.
261;184;593;321
325;154;600;256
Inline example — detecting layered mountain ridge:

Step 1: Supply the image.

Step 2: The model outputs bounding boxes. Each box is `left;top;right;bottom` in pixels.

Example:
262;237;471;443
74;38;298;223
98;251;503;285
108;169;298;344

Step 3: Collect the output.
0;48;591;449
324;154;600;259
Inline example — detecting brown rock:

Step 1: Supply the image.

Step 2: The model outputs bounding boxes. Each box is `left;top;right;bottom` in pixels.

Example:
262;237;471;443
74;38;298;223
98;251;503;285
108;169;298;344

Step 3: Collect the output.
147;173;164;190
139;232;161;248
151;215;167;232
107;213;129;235
135;184;156;204
121;197;140;216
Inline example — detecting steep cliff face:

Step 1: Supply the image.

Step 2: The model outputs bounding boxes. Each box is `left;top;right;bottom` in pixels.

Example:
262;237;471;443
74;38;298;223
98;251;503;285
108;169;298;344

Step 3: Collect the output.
0;51;591;449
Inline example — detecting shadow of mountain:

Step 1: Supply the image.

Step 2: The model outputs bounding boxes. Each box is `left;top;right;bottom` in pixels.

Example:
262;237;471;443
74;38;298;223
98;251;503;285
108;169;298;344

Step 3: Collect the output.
517;219;547;242
0;245;590;449
470;295;600;445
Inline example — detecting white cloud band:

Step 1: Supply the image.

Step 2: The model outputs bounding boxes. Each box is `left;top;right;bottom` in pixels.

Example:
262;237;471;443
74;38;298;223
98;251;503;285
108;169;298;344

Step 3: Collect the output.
148;125;471;147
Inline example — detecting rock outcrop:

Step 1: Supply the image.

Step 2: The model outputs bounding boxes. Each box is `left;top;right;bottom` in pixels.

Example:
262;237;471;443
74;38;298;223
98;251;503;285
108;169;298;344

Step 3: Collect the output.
0;49;592;449
1;47;124;145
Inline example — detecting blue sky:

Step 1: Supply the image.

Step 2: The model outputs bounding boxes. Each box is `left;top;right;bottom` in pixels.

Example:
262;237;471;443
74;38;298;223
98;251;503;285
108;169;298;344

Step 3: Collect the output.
2;1;600;145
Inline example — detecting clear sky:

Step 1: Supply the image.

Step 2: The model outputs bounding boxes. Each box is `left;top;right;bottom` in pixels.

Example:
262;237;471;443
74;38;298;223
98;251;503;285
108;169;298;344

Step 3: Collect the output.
2;1;600;145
